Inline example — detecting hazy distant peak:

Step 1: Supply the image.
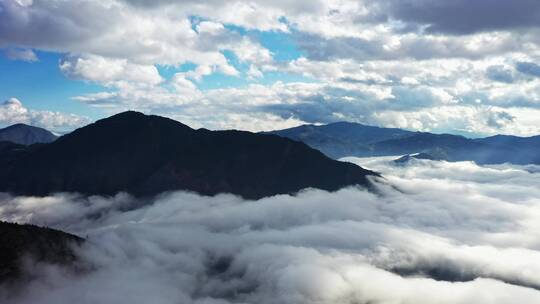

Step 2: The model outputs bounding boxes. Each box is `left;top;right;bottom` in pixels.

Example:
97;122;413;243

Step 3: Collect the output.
0;123;57;145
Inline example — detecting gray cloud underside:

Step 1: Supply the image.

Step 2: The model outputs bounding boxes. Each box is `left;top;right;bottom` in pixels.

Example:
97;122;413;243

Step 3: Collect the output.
1;158;540;303
379;0;540;35
295;32;520;61
120;0;540;35
2;0;540;136
516;61;540;78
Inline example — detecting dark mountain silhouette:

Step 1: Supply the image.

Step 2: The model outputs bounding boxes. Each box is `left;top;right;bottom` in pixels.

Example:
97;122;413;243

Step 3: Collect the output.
0;221;83;282
268;122;540;165
0;112;375;199
0;123;57;145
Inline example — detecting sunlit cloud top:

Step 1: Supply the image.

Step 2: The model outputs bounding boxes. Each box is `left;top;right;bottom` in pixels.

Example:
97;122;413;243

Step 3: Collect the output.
1;0;540;135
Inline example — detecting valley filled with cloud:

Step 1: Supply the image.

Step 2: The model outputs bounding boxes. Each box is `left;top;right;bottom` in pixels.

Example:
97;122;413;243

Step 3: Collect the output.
2;158;540;303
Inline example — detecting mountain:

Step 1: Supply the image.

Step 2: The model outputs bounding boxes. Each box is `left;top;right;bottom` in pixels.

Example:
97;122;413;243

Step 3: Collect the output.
393;151;449;165
365;132;540;164
264;122;414;158
375;133;540;164
475;134;540;147
0;123;58;145
268;122;540;165
0;112;375;199
0;221;83;282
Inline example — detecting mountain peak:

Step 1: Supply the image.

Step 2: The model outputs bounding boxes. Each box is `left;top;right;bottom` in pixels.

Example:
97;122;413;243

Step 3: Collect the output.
0;123;57;145
327;121;366;127
3;123;49;131
0;113;375;199
109;110;146;119
93;111;192;130
5;123;31;128
95;111;151;125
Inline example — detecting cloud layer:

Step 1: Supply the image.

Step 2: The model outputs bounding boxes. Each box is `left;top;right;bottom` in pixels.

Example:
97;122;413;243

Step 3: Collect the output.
2;0;540;135
1;158;540;303
0;98;89;131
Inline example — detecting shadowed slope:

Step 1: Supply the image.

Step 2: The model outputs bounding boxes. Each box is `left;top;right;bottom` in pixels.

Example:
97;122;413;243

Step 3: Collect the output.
0;112;376;199
0;221;83;282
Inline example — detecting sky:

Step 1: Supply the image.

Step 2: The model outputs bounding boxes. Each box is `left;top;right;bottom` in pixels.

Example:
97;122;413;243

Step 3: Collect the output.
1;0;540;136
3;158;540;303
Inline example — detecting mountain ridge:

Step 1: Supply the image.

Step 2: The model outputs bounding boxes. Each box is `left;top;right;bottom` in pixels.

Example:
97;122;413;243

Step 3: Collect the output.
267;122;540;164
0;123;58;145
0;112;376;199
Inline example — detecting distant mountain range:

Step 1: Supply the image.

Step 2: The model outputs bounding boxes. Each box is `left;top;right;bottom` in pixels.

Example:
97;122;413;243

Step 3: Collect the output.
267;122;540;165
0;112;375;199
0;123;57;145
0;221;83;282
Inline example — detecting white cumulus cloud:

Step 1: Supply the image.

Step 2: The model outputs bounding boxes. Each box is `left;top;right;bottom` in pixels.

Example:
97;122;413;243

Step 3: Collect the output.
0;98;90;131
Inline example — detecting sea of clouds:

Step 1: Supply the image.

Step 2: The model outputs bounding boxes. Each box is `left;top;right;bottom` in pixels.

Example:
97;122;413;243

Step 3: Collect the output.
1;157;540;303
